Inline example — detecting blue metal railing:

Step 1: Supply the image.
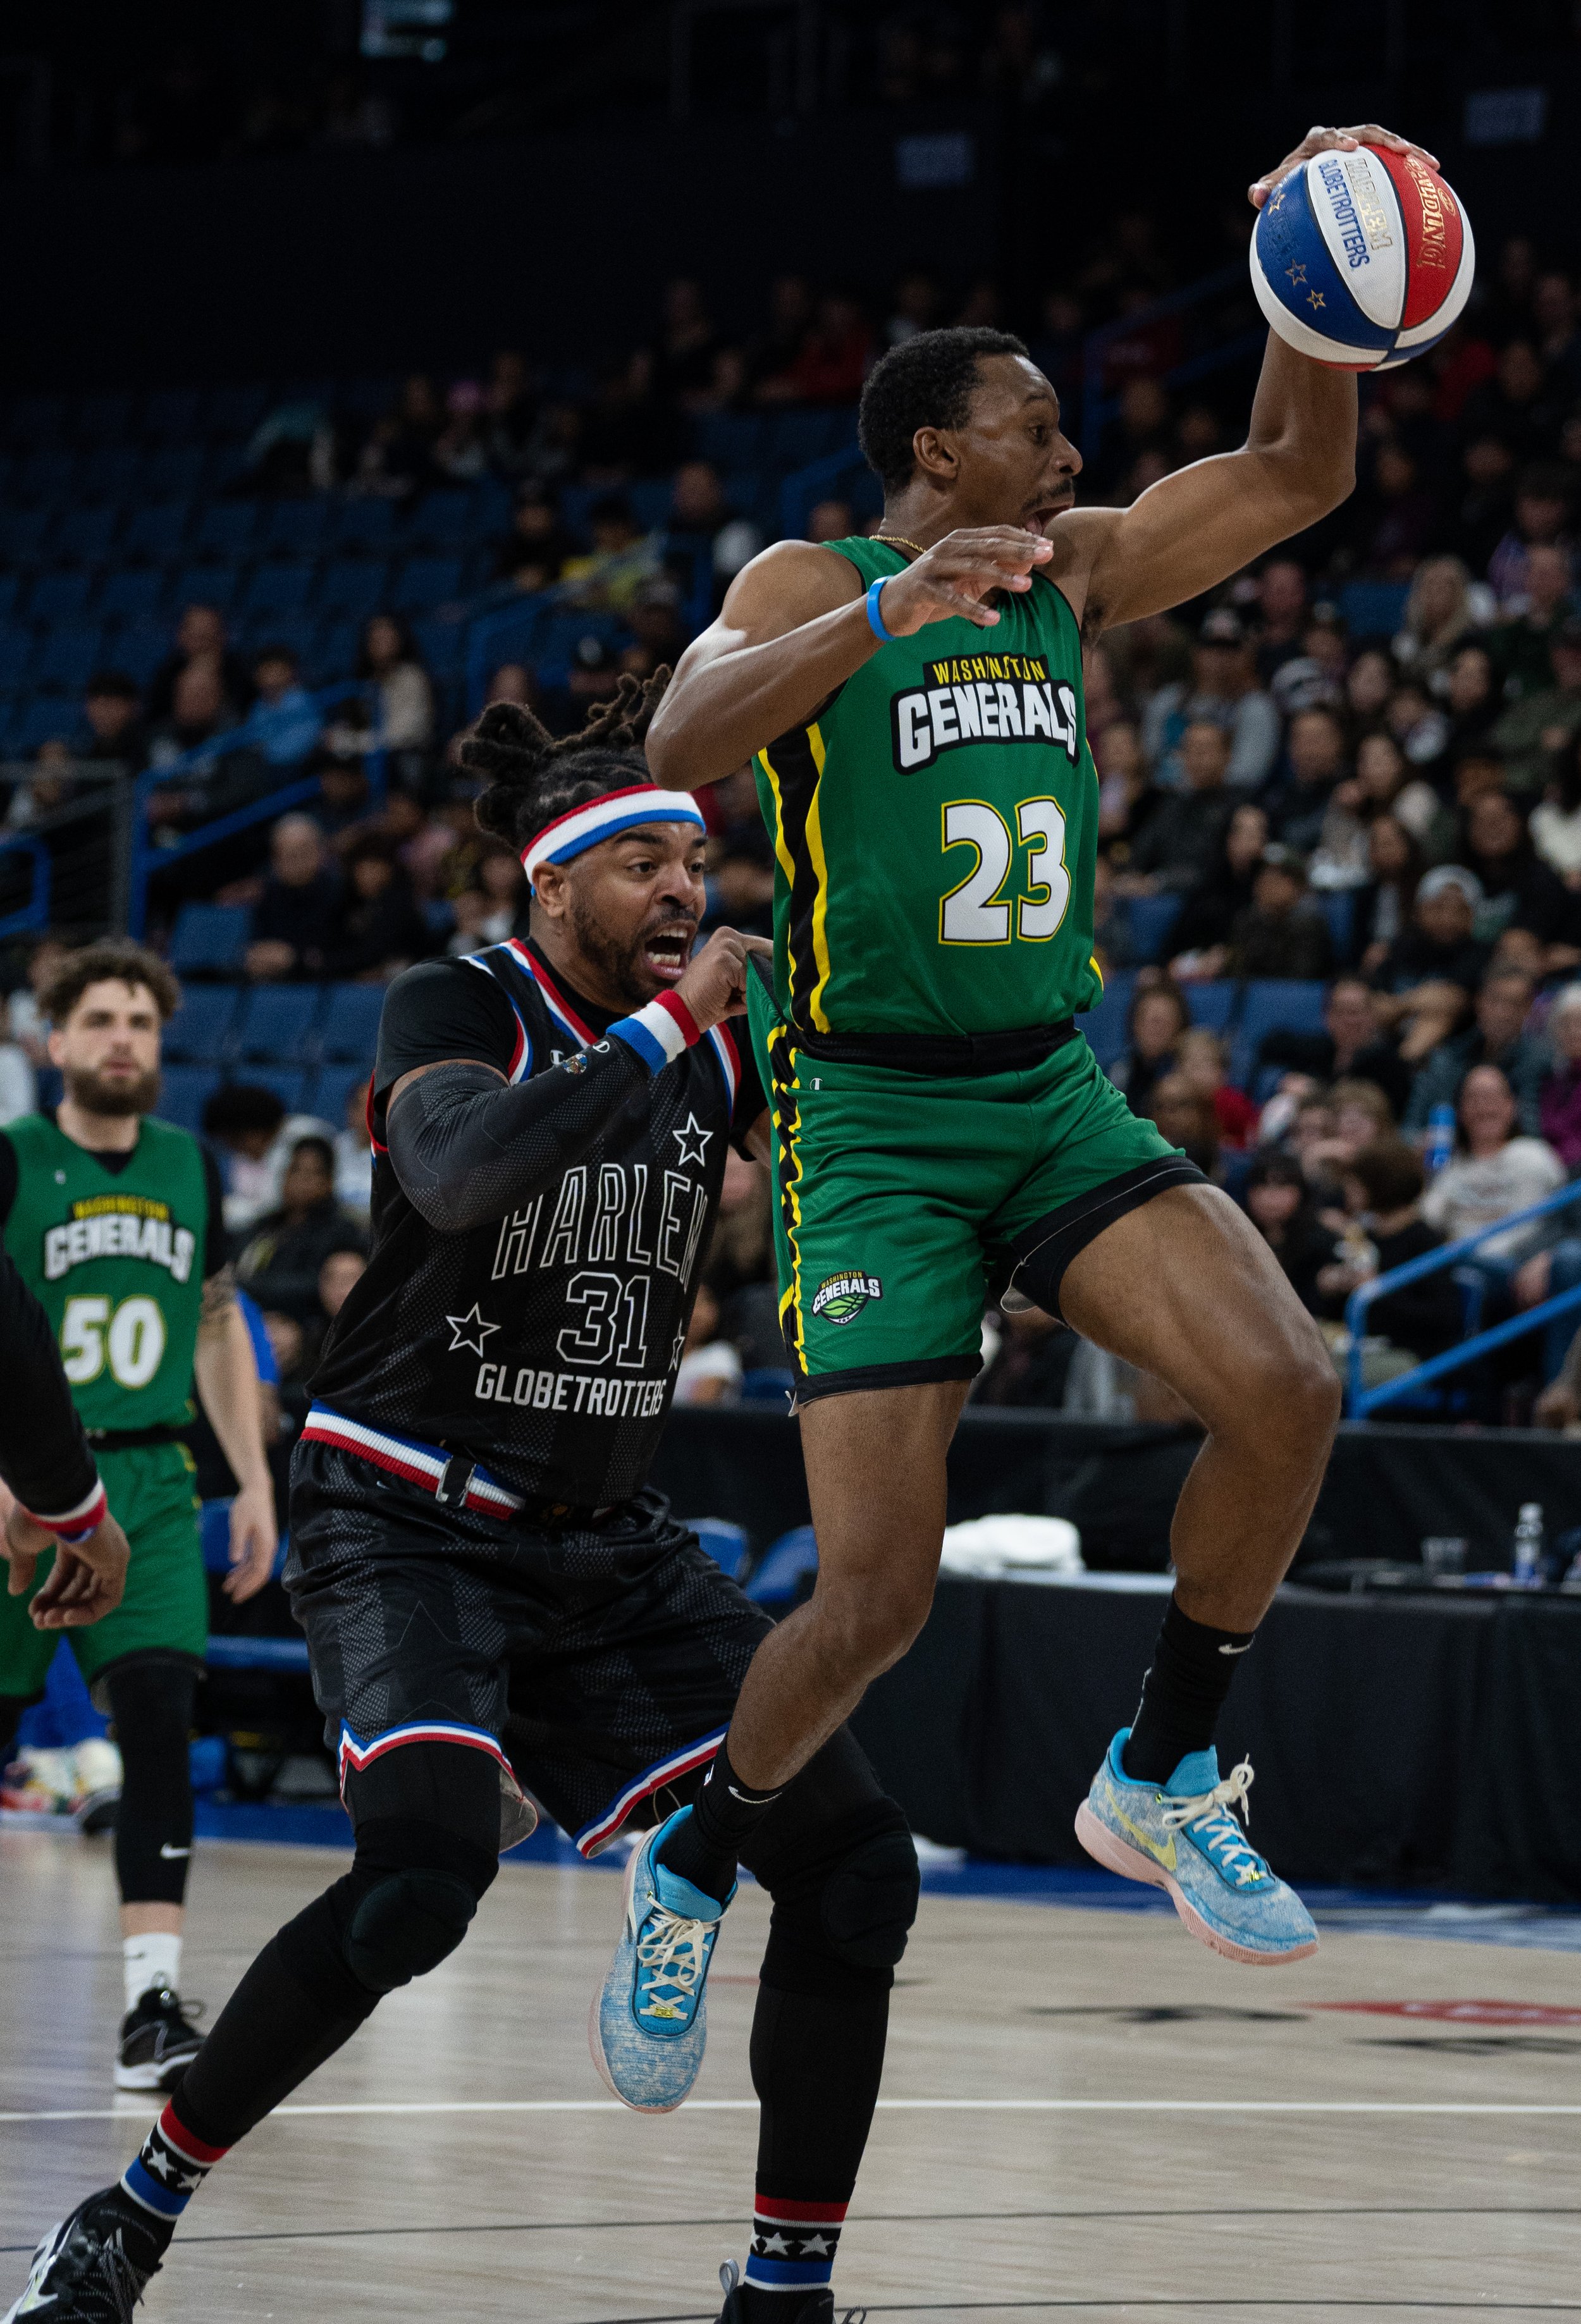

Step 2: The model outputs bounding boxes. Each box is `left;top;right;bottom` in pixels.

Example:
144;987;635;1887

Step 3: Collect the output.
128;682;383;938
1079;264;1265;470
462;533;715;718
0;833;50;938
1344;1180;1581;1418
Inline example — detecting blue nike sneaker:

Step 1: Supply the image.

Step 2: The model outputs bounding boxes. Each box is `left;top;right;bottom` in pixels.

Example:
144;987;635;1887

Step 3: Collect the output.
1075;1729;1317;1965
589;1807;734;2112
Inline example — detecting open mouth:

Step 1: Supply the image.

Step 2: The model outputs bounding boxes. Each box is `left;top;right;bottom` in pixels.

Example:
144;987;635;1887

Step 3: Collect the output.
642;928;693;983
1026;493;1075;535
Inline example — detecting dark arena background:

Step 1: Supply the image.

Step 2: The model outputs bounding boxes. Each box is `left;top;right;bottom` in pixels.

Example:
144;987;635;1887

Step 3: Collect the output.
3;7;1581;2321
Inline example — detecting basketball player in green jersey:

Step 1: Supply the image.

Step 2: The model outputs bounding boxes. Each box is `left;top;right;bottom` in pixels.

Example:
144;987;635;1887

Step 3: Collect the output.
0;942;277;2086
629;125;1432;1979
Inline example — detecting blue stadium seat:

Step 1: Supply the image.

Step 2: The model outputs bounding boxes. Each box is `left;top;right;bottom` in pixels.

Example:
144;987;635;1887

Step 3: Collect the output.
34;624;104;694
1336;579;1409;641
694;412;766;467
745;1525;818;1606
192;501;261;560
315;559;388;619
303;618;357;683
722;468;766;525
98;569;169;625
15;451;78;506
0;507;51;562
0;626;33;691
121;499;192;562
233;983;323;1061
233;610;316;664
405;488;475;548
391;554;464;610
168;903;252;973
328;499;397;553
76;395;135;446
52;506;120;565
0;574;18;622
145;446;207;500
78;447;144;502
153;1065;220;1136
243;1066;315;1114
205;384;271;440
1126;892;1183;964
1232;980;1331;1086
26;571;94;625
241;561;316;620
312;1061;370;1127
1076;971;1136;1071
106;621;172;687
170;562;240;613
1322;888;1356;963
8;699;75;754
142;388;202;443
688;1520;749;1580
163;985;239;1062
629;481;674;532
1184;980;1237;1033
768;411;851;466
259;499;331;556
317;981;386;1061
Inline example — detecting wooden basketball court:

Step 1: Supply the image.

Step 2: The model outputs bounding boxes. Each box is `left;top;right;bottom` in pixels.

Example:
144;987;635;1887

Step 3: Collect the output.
3;1823;1577;2319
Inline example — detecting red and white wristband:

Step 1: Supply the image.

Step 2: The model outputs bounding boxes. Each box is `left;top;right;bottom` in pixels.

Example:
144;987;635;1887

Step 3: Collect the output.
610;990;703;1073
18;1475;107;1546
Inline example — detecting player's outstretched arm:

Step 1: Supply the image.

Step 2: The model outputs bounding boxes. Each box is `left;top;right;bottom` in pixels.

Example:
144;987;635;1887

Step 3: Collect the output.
1056;123;1435;637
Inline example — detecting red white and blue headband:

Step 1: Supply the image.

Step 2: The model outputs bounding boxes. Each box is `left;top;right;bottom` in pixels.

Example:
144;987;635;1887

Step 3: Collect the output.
520;784;706;892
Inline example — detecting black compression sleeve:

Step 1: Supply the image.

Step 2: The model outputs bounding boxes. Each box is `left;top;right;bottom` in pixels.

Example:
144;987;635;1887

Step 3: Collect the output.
0;1249;101;1518
384;1045;656;1233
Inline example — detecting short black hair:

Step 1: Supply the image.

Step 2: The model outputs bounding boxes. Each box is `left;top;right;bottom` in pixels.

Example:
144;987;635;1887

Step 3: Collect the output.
858;326;1031;494
202;1083;286;1138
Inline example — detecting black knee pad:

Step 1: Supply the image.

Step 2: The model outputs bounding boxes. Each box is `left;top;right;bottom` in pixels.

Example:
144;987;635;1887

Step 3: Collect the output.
760;1802;919;1993
345;1867;480;1994
821;1821;920;1969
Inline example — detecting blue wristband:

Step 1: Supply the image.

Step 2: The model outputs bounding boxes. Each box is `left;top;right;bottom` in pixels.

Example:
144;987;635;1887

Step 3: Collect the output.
864;575;894;642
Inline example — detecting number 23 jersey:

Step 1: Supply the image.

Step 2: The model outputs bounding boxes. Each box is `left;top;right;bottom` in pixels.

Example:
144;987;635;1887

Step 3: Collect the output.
754;534;1102;1042
309;939;765;1508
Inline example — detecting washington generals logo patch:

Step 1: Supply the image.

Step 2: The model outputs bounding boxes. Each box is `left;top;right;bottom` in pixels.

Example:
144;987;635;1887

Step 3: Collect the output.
890;653;1080;774
811;1270;882;1325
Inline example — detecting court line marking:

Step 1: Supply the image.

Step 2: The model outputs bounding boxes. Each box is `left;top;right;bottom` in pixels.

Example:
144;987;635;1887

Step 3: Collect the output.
11;2095;1581;2125
585;2307;1581;2320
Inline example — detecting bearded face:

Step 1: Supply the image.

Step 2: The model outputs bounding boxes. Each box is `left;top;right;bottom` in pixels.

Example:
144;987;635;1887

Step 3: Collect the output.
63;1060;161;1119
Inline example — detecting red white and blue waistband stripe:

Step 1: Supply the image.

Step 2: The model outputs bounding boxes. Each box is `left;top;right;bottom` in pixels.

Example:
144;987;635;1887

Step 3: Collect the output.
301;1403;524;1518
23;1473;107;1545
521;786;706;890
338;1716;516;1793
574;1723;728;1857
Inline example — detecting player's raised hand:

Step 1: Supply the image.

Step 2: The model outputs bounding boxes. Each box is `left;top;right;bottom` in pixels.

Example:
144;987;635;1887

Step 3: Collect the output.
877;527;1054;635
223;1479;278;1602
11;1507;132;1628
675;926;775;1030
1248;123;1441;209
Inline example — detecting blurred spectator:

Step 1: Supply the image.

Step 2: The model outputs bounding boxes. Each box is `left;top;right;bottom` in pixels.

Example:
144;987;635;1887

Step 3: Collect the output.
1346;647;1395;727
1460;790;1572;951
1487;462;1573;609
1391;556;1484;686
787;292;873;406
1148;1067;1221;1177
78;672;147;773
674;1284;742;1408
1175;1027;1258;1150
202;1083;332;1233
1370;866;1491;1057
1241;1152;1335;1312
1094;718;1151;848
1226;845;1335;981
330;837;433;981
1420;1063;1565;1267
146;603;254;724
1439;436;1516;578
1537;980;1581;1169
1533;729;1581;883
976;1301;1077;1409
316;761;373;844
1405;966;1548;1135
751;275;816;400
326;616;434;779
1117;721;1231;893
807;497;856;544
352;372;443;498
483;348;539;474
250;646;322;769
1461;347;1558;474
445;849;527;954
245;814;345;981
313;1246;368;1357
1028;290;1085;406
491;488;573;593
1257;974;1410;1118
885;271;943;347
1489;541;1573;701
1109;980;1190;1117
668;460;764;593
1491;614;1581;794
332;1076;374;1217
1265;706;1350;856
433;381;490;483
649;278;720;412
0;1019;34;1123
147;659;237;782
1353;441;1436;574
1140;608;1280;791
236;1135;367;1327
7;937;68;1064
560;495;662;610
1167;800;1270;975
1252;558;1310;686
1353;813;1427;980
1314;1140;1463;1366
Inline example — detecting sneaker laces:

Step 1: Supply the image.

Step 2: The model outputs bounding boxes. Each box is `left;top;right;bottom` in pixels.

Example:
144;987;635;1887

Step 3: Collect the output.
68;2226;152;2324
636;1905;712;2022
1160;1759;1270;1887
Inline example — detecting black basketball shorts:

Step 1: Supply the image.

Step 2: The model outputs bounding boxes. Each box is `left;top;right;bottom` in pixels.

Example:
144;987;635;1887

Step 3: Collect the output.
286;1437;773;1857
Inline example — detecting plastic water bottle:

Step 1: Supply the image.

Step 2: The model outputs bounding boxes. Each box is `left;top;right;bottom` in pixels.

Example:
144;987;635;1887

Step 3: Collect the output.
1513;1501;1545;1587
1424;1102;1456;1177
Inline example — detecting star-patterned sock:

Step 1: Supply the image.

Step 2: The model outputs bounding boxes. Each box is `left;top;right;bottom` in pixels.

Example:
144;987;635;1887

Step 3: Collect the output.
120;2101;230;2232
744;2193;846;2301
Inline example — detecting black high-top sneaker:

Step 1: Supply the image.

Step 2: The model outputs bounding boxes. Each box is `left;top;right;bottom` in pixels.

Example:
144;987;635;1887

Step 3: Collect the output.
1;2186;168;2322
715;2258;865;2324
114;1987;203;2092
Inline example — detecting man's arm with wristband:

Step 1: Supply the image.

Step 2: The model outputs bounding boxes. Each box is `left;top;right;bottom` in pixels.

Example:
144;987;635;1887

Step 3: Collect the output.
0;1250;130;1626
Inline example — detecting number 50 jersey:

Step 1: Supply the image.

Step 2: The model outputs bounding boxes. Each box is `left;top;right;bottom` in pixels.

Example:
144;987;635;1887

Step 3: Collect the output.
754;533;1102;1043
310;939;765;1509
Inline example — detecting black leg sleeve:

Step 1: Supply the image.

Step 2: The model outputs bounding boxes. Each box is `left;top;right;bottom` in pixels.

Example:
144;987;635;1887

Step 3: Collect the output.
104;1657;197;1909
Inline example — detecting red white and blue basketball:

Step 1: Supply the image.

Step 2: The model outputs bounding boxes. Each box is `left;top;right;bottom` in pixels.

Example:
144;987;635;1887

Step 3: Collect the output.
1250;142;1474;371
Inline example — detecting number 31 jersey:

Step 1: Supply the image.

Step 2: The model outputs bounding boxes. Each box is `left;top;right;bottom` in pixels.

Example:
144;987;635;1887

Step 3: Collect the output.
753;533;1102;1041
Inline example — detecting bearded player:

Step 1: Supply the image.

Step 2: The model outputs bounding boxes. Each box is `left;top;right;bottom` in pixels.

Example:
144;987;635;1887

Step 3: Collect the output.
0;944;276;2093
8;682;918;2324
590;126;1430;1994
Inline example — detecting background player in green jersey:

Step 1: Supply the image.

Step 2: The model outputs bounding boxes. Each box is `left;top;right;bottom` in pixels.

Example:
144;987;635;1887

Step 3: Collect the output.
634;125;1427;1967
0;942;277;2087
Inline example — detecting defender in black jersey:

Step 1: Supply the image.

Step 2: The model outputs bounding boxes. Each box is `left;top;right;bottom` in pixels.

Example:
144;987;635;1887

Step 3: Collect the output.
9;680;916;2324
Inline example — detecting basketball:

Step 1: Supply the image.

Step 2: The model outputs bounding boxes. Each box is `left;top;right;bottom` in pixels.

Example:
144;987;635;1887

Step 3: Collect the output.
1250;140;1474;370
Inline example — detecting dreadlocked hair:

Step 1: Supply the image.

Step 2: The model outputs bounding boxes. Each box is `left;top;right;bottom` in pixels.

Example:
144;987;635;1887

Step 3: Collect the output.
462;667;672;850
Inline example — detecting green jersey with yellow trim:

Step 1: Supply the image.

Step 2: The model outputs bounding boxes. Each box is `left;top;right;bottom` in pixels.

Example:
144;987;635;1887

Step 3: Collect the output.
752;534;1102;1040
0;1112;209;1433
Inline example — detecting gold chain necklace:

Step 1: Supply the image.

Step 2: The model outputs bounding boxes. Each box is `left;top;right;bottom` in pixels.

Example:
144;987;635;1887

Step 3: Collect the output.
873;532;928;558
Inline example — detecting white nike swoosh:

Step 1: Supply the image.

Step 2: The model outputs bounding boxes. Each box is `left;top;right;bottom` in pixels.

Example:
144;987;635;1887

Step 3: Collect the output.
159;1843;190;1859
1217;1642;1253;1655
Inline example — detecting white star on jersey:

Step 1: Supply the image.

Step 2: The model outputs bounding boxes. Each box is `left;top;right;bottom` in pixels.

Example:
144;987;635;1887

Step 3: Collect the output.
672;1112;714;1168
445;1303;501;1357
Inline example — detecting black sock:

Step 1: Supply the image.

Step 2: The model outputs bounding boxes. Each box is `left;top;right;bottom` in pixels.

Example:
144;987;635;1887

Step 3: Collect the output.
1122;1595;1255;1784
656;1740;782;1904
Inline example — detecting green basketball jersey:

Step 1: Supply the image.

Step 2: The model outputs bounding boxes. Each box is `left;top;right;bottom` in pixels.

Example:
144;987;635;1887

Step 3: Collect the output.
1;1113;209;1432
753;535;1103;1040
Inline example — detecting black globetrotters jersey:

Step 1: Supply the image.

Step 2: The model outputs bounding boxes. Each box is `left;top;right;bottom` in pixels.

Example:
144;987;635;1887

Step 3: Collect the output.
309;938;765;1508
